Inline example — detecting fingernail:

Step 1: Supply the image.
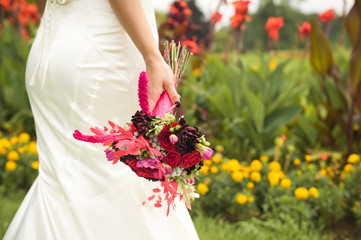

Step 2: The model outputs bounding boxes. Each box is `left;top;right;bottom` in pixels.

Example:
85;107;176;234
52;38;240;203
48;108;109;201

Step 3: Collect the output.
175;101;181;108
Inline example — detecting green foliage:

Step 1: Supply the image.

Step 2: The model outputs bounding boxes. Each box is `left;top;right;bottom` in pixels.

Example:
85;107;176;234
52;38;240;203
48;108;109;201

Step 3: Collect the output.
181;55;304;158
0;21;34;134
0;191;26;239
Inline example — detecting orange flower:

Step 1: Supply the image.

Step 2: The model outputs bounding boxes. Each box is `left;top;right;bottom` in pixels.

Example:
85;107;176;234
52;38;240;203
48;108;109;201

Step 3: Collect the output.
298;21;311;39
211;12;222;23
265;17;284;41
319;9;336;23
181;39;201;55
230;0;251;29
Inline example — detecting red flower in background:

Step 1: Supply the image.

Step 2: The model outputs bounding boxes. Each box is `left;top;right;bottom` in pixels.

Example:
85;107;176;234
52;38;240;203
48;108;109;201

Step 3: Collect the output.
230;0;251;29
181;38;201;55
0;0;41;40
319;9;336;23
211;12;222;23
265;17;284;41
298;21;311;39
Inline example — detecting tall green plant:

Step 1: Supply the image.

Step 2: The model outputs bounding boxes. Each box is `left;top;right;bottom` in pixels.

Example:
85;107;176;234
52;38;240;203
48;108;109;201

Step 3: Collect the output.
0;21;34;134
309;0;361;155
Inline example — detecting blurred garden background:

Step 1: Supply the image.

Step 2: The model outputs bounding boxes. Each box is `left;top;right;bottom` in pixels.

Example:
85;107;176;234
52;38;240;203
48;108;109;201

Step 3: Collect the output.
1;0;361;239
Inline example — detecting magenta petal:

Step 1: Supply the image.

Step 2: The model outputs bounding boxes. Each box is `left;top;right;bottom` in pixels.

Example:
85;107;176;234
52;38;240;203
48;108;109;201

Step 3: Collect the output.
152;91;174;117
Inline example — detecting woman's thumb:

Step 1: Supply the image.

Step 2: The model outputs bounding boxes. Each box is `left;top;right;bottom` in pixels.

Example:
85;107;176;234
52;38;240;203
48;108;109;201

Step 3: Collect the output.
163;80;180;106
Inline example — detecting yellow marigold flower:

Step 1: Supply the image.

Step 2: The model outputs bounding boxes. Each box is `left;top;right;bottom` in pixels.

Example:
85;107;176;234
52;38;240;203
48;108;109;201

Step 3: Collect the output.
225;159;242;172
309;187;319;198
248;196;254;203
0;147;5;155
236;193;248;204
269;59;277;71
250;171;261;182
204;160;212;166
243;171;250;178
344;164;354;173
339;182;345;188
31;161;40;170
347;154;360;164
297;170;303;175
293;159;301;166
18;132;30;143
280;178;292;189
7;150;20;161
10;136;19;145
268;172;279;186
197;183;209;195
1;138;11;149
319;169;327;176
212;154;221;164
308;164;315;170
294;187;309;200
260;155;269;163
277;171;285;179
5;161;17;171
354;124;360;131
268;161;281;172
305;154;312;162
231;171;244;182
247;182;254;190
17;147;24;154
210;166;219;174
29;141;38;155
200;165;210;175
250;160;262;172
243;166;251;173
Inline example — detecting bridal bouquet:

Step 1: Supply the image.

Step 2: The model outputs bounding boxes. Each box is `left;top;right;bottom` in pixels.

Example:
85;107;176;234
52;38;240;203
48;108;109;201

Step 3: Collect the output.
73;41;213;215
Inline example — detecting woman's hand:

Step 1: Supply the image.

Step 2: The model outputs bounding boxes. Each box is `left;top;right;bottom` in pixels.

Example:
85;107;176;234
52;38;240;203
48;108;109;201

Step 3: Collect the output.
145;54;180;113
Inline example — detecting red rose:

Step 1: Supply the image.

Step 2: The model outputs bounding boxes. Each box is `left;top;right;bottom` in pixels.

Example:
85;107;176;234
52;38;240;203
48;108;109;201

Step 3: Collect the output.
157;125;175;152
126;159;158;180
163;151;181;168
180;151;202;169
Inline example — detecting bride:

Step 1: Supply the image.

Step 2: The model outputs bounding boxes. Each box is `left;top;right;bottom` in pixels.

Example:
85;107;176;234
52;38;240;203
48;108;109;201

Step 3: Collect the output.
4;0;199;239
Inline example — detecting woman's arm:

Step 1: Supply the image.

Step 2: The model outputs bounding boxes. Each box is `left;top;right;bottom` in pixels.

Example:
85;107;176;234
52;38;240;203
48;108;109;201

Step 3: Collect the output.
35;0;46;15
108;0;180;111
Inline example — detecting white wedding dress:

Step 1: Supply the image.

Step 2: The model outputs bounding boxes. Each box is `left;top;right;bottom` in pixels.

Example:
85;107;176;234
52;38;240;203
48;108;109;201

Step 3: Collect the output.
4;0;199;239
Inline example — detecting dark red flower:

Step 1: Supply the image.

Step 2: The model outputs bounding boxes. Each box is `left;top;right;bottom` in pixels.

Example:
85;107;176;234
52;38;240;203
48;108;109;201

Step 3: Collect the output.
298;21;311;39
211;12;222;23
163;151;181;168
180;151;202;169
319;9;336;23
265;17;284;41
158;125;176;152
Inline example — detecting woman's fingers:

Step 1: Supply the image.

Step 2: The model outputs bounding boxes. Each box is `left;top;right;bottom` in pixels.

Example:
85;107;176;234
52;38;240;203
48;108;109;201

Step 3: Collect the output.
163;77;180;105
